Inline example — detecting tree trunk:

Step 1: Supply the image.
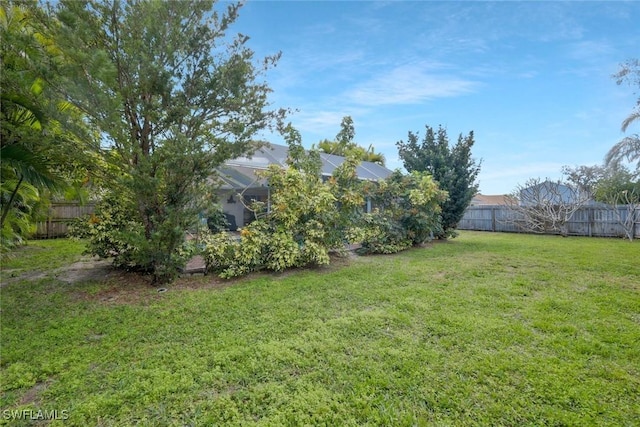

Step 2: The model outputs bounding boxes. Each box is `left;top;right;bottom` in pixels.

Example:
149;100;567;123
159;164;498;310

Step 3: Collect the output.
0;175;24;229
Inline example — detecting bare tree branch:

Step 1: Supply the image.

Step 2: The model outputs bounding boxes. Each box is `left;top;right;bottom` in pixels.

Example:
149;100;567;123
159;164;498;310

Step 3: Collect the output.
503;178;591;237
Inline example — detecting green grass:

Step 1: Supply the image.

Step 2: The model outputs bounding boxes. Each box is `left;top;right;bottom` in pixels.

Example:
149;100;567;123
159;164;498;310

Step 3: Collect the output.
1;232;639;426
1;239;86;274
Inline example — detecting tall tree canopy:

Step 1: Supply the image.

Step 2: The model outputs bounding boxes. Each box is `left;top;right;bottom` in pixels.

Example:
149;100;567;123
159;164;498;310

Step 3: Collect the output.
52;0;284;282
397;125;481;238
1;1;93;251
316;116;386;166
607;59;640;174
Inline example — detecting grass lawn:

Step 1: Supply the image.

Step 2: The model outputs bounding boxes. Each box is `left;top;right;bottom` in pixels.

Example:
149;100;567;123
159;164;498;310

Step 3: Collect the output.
1;231;639;426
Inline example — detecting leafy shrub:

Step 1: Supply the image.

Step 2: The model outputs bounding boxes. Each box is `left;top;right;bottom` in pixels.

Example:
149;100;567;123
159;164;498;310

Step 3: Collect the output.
359;210;412;254
1;181;46;255
68;188;203;282
202;147;336;277
200;230;239;274
397;125;480;238
68;192;143;269
202;168;446;275
206;209;230;233
201;142;447;276
359;171;446;254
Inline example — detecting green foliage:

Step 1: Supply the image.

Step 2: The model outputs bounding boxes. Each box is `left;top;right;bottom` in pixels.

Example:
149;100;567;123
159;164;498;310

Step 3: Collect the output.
203;161;335;278
397;125;481;238
2;232;639;425
359;211;412;254
200;230;238;274
281;122;322;175
316;116;386;165
360;171;446;254
607;59;640;173
51;0;284;282
69;192;200;280
325;152;368;251
593;166;640;204
68;192;144;270
0;2;95;252
203;129;445;275
206;209;230;233
1;180;40;252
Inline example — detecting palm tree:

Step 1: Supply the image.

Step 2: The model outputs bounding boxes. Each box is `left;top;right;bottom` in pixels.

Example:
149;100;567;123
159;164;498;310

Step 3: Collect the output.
607;59;640;173
605;135;640;173
1;3;67;246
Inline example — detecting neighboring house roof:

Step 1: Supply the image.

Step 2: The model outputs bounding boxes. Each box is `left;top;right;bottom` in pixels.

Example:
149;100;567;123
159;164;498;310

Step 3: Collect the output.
218;143;393;190
518;180;597;206
471;194;514;205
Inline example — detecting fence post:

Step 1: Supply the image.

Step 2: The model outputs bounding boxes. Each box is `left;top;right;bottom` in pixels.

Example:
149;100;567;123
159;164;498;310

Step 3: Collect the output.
491;206;496;232
47;207;52;239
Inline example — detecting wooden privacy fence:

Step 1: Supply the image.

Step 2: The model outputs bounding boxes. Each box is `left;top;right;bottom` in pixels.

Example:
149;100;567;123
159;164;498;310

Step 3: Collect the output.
458;205;640;238
34;202;96;239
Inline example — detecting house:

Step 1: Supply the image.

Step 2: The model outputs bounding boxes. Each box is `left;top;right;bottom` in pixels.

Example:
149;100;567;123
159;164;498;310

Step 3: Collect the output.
214;143;393;230
518;180;593;207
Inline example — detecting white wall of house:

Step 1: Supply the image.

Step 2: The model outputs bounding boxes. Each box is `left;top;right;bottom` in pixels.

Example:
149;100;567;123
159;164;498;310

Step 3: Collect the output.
219;188;270;229
220;190;244;230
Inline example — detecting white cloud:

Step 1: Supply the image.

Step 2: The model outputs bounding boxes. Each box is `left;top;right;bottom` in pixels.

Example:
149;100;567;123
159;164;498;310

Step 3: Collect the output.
344;63;478;106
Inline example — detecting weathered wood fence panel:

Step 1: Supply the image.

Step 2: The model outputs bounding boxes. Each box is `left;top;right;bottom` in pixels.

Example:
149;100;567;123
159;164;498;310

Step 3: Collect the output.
459;205;640;238
34;203;96;239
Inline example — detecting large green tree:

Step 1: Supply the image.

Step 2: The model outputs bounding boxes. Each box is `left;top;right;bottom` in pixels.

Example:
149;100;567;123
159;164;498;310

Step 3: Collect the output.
593;165;639;241
52;0;284;282
1;1;93;251
607;59;640;174
397;125;481;238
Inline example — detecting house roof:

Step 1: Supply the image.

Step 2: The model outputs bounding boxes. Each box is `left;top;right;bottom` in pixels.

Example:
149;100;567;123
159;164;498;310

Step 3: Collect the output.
471;194;514;205
216;165;266;190
226;143;290;169
218;143;393;190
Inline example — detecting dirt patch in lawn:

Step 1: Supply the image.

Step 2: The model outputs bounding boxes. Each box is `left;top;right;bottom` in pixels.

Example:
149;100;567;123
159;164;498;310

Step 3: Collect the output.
57;257;115;283
1;255;115;287
18;380;51;407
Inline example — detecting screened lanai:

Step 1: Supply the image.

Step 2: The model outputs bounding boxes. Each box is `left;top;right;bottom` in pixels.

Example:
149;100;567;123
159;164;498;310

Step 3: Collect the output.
214;143;393;230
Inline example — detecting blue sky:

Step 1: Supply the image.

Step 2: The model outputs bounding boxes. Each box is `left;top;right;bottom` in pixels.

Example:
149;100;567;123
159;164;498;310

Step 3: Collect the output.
232;1;639;195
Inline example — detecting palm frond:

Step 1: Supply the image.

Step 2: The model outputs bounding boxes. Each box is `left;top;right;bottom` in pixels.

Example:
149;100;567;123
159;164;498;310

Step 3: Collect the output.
605;135;640;171
621;110;640;133
1;144;63;191
1;92;48;130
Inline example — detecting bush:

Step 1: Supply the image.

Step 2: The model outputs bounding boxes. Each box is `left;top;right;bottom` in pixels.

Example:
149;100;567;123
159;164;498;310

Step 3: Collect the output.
202;164;334;278
202;167;446;275
200;230;239;275
359;210;412;254
68;192;143;269
201;125;447;277
68;192;198;281
206;210;230;233
359;171;446;254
